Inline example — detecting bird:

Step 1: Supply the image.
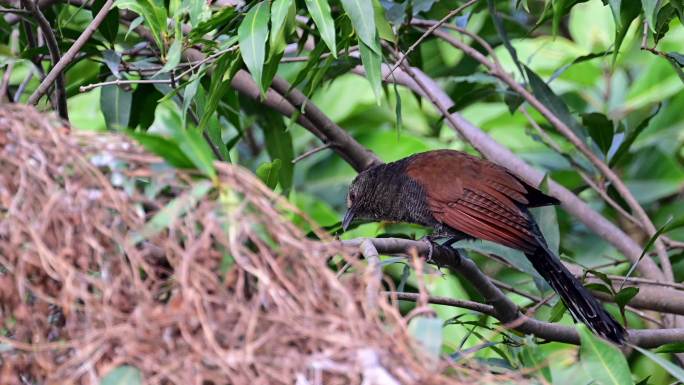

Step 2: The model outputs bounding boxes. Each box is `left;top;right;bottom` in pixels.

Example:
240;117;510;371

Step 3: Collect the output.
342;149;627;344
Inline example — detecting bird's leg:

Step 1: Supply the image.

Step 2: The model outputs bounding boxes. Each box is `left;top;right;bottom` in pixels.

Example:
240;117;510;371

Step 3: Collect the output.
420;235;438;263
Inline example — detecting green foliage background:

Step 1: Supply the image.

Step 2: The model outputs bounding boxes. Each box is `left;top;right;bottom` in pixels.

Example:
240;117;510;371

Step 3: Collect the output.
3;0;684;383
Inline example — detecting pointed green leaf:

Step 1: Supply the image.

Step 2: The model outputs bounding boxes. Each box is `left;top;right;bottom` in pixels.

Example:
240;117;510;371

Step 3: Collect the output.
359;39;383;104
198;53;235;161
157;38;182;75
304;0;337;57
614;286;639;310
633;345;684;382
92;0;119;45
256;159;282;190
613;0;641;64
582;112;615;155
609;104;660;166
238;1;270;95
100;78;132;131
270;0;294;50
524;65;588;140
114;0;167;52
127;132;194;169
577;324;634;385
340;0;377;52
654;342;684;353
642;0;661;32
261;111;294;192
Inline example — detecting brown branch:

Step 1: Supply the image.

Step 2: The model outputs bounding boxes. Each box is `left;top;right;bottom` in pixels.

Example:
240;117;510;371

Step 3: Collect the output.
344;237;684;348
20;0;68;120
269;77;382;172
27;0;115;116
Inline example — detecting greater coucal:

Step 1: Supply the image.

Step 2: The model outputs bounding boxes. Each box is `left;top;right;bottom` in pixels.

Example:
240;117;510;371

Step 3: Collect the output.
342;149;626;344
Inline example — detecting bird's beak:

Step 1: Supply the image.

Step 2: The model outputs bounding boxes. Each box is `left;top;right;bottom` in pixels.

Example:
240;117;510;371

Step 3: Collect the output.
342;208;355;232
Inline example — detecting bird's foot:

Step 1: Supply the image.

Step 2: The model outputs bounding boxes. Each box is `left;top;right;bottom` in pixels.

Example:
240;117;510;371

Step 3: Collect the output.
419;235;437;263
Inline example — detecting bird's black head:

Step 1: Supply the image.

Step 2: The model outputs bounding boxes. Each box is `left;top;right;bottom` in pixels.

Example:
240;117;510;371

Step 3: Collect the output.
342;166;380;231
341;159;435;232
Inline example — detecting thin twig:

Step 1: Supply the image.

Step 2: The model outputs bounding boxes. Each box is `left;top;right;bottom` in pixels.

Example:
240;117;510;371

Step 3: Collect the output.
79;78;173;92
21;0;69;120
27;0;115;117
388;291;495;314
384;0;478;81
343;237;684;347
292;143;332;163
13;71;33;103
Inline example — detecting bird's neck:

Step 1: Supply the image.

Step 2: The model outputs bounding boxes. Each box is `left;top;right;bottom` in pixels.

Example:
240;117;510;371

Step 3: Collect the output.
364;160;437;228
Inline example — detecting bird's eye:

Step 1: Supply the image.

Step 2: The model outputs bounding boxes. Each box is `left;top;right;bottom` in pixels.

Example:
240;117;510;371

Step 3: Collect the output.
347;191;356;207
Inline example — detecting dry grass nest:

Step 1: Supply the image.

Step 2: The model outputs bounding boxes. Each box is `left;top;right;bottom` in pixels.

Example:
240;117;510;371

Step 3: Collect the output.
0;105;524;385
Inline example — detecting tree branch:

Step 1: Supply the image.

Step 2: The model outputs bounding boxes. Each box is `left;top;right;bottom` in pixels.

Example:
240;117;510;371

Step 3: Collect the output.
20;0;68;120
27;0;115;118
345;237;684;348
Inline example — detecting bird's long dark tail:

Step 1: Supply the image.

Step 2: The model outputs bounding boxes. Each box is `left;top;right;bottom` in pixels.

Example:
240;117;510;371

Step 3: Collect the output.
525;245;627;344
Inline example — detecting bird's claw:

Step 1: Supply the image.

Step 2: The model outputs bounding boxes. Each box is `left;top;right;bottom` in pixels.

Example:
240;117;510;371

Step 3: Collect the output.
420;236;435;263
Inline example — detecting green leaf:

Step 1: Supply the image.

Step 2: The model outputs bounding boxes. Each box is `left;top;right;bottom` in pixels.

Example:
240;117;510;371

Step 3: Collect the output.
393;82;403;133
256;159;282;190
261;111;294;192
198;53;235;161
100;365;143;385
613;0;641;64
654;4;675;43
127;132;194;169
609;104;661;166
551;0;570;36
238;1;270;95
304;0;337;57
547;299;567;322
92;0;119;45
189;7;236;41
100;79;132;131
614;286;639;310
654;342;684;353
270;0;294;51
582;112;615;155
128;84;162;131
130;180;213;244
621;215;684;287
359;39;383;105
176;128;217;178
519;340;552;382
641;0;661;32
408;316;443;361
632;345;684;382
488;0;525;80
340;0;377;52
372;0;394;41
157;38;182;75
114;0;168;53
524;65;588;140
577;324;634;385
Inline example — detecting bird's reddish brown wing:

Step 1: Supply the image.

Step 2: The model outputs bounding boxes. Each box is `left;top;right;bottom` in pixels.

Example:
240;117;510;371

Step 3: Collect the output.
405;150;538;252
